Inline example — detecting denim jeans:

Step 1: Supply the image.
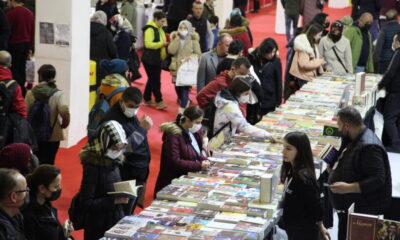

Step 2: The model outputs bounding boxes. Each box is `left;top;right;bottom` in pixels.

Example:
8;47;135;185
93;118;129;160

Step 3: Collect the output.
285;14;299;43
355;66;366;73
175;86;190;108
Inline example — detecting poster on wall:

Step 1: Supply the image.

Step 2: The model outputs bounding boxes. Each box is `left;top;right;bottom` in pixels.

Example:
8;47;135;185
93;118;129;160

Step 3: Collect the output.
39;22;54;44
55;24;71;46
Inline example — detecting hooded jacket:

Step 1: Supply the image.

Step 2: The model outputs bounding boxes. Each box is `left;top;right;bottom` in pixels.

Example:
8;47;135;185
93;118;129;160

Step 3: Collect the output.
290;34;324;82
154;122;206;194
213;88;271;141
25;82;70;142
90;22;117;62
318;35;353;74
98;74;130;107
168;30;201;82
0;66;26;118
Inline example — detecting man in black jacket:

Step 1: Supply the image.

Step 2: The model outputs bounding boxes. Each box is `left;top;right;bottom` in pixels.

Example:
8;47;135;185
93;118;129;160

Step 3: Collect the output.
188;1;214;53
101;87;153;210
328;107;392;240
165;0;195;33
378;32;400;152
0;169;27;240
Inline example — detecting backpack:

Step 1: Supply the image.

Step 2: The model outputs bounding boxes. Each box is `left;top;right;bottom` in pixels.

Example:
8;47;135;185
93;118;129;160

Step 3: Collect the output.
68;192;86;230
202;97;231;140
87;87;127;140
0;80;19;147
27;90;60;142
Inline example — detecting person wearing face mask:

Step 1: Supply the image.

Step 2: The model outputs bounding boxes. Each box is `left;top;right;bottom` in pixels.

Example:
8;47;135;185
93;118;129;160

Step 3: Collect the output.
378;33;400;152
98;59;130;107
248;38;282;117
374;10;400;74
101;87;153;210
168;20;202;113
289;24;324;90
319;21;353;74
95;0;119;25
213;76;275;142
25;64;70;165
279;132;330;240
22;165;73;240
79;121;129;240
327;107;392;240
154;106;210;194
0;168;28;240
344;12;374;73
197;33;233;92
197;57;251;111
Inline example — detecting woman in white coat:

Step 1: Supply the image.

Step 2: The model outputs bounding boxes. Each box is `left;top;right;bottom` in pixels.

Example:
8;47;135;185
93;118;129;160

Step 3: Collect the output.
319;21;353;74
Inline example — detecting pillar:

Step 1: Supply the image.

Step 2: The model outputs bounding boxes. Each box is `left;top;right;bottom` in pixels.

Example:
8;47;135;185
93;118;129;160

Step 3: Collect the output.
275;0;286;34
36;0;90;147
215;0;233;28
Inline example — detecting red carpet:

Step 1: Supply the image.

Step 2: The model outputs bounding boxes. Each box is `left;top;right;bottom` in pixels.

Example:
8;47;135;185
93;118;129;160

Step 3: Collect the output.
54;4;351;239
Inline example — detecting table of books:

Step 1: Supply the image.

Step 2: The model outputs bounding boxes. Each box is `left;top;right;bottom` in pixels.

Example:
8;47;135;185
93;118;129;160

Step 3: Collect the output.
101;73;382;240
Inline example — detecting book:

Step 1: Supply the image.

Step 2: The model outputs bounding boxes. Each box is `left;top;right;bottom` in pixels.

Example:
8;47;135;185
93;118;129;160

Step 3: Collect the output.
214;212;246;223
347;212;379;240
260;174;273;204
318;143;338;165
107;180;141;198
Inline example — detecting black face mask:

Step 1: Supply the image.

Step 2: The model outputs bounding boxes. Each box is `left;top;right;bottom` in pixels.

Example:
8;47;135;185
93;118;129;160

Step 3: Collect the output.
46;189;62;201
329;32;342;43
363;23;372;31
324;21;330;29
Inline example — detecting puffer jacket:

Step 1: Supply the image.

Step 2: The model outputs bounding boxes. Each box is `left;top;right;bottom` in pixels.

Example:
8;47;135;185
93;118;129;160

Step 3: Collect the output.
290;34;324;82
168;31;202;82
154;122;207;194
213;88;271;141
220;26;252;56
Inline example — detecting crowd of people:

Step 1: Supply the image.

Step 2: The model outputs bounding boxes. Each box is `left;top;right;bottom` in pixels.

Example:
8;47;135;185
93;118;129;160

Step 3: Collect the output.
0;0;399;240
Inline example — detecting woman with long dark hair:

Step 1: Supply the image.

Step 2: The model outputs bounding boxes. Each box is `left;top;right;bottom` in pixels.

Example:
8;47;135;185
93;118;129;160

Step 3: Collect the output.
280;132;330;240
154;106;210;194
23;165;73;239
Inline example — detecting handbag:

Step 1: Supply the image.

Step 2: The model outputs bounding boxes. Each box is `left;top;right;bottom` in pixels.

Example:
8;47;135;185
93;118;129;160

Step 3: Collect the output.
161;55;172;71
175;57;199;86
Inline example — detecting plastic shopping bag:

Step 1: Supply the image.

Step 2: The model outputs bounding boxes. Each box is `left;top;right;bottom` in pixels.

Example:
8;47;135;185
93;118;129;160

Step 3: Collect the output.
176;57;198;86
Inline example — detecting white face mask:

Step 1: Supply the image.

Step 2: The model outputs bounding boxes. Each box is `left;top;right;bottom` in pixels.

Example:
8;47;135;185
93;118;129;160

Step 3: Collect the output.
179;30;189;38
106;149;124;159
189;123;202;133
239;94;250;103
124;107;139;118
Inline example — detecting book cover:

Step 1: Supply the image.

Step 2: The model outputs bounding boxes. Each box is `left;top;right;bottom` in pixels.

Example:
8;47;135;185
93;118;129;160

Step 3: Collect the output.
318;143;338;165
347;213;379;240
131;232;161;239
107;180;141;198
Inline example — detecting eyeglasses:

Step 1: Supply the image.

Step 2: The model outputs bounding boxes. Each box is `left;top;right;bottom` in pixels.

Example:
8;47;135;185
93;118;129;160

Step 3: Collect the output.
14;187;30;194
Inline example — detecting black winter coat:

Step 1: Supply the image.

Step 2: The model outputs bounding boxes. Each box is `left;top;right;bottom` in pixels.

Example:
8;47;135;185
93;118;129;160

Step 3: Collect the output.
22;197;65;240
248;53;283;113
95;2;119;21
0;209;24;240
79;151;125;240
166;0;195;21
351;0;381;19
328;128;392;215
115;31;134;62
0;9;10;51
378;48;400;94
90;22;117;62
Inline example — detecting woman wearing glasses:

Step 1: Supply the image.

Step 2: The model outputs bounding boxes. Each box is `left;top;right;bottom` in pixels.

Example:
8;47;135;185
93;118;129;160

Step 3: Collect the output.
22;165;73;240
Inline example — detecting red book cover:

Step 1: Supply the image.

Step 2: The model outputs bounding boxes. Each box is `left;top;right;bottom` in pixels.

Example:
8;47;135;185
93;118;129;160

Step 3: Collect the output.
347;213;378;240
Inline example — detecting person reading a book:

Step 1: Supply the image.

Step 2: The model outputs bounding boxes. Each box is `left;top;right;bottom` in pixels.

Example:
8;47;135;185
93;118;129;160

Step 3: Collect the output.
279;131;330;240
154;106;210;194
78;120;129;240
328;107;392;240
212;75;275;143
22;164;74;240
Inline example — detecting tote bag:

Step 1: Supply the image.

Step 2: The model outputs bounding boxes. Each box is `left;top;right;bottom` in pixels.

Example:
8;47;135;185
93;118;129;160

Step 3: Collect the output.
176;57;199;86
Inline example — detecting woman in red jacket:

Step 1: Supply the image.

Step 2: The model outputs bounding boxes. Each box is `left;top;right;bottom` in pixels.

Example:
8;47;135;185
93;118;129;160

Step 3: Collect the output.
154;106;210;194
220;14;252;56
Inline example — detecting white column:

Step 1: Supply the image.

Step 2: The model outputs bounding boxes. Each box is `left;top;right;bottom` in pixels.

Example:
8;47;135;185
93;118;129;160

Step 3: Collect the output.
36;0;90;147
215;0;233;28
275;0;286;34
329;0;349;9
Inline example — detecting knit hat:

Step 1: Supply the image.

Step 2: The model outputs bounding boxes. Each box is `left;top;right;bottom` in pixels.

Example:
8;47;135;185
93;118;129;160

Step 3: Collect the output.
110;14;133;34
0;143;32;175
91;10;108;26
341;16;353;28
100;59;128;75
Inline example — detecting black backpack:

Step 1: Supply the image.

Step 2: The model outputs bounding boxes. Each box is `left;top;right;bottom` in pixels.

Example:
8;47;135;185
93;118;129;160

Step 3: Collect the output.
68;192;86;230
27;90;59;142
202;97;231;140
